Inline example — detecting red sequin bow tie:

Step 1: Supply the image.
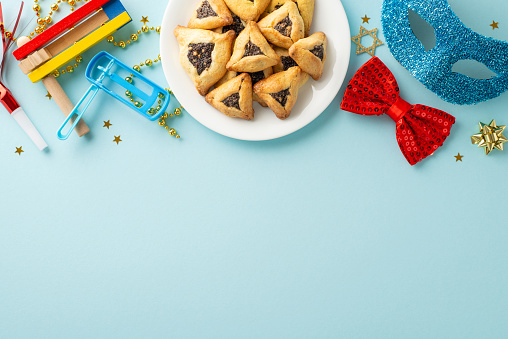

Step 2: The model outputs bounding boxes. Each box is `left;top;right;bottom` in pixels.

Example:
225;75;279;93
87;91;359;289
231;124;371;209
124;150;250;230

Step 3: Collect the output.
340;57;455;166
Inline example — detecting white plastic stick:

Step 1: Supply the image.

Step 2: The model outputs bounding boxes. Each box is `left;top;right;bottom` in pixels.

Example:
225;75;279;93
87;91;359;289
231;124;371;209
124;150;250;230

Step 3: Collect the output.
11;107;48;151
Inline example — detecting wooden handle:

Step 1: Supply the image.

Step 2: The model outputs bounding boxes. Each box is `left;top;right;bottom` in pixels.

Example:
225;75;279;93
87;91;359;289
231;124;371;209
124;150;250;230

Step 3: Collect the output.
42;76;90;137
17;36;90;138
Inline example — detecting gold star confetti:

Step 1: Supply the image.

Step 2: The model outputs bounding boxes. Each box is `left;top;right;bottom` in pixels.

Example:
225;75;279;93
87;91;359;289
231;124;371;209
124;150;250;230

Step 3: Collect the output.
361;15;371;24
141;16;149;24
113;135;122;144
45;91;52;100
15;146;24;156
471;120;507;155
454;153;464;162
103;120;112;129
490;21;499;30
352;26;383;57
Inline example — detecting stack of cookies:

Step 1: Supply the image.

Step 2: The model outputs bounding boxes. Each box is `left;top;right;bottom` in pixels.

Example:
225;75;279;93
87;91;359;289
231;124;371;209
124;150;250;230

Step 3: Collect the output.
174;0;327;121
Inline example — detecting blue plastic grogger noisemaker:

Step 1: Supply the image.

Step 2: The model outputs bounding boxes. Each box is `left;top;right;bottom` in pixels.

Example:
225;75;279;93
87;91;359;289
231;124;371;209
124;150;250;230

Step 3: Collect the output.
57;51;170;140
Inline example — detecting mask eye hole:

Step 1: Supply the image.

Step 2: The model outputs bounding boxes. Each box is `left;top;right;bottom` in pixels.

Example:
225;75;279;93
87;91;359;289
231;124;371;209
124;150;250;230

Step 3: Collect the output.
408;9;436;52
452;59;498;80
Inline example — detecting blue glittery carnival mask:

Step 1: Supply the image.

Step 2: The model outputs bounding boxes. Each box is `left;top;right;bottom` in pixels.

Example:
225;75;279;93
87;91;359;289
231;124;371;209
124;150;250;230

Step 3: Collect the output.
382;0;508;105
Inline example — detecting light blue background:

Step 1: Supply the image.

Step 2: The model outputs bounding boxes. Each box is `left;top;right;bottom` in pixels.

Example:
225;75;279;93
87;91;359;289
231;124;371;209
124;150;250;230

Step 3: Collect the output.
1;0;508;337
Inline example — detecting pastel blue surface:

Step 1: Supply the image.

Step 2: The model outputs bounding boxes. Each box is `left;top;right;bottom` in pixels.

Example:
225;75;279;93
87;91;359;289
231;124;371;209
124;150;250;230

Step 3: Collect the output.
1;0;507;338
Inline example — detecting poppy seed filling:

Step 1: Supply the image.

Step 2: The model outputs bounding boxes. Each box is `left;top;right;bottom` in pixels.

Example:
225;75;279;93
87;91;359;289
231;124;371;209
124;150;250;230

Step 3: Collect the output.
243;40;264;57
196;1;218;19
281;56;298;71
270;88;290;107
222;93;241;110
274;16;292;37
222;14;245;35
249;71;265;85
310;44;324;61
188;43;215;75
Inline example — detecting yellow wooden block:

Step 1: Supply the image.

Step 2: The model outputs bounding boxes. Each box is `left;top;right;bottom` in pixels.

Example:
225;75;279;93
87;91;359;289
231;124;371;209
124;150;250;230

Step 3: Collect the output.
28;12;132;83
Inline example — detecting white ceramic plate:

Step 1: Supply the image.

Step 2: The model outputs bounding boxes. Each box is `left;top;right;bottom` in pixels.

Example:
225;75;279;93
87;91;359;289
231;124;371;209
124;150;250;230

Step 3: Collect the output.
160;0;350;141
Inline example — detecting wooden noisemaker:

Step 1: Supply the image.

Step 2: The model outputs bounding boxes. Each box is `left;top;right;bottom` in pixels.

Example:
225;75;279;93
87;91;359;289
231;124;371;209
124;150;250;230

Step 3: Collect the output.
13;0;132;137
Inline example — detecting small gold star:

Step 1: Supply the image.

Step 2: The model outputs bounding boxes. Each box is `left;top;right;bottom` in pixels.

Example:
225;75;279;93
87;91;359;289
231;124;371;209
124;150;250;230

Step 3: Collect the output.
113;136;122;144
103;120;112;129
15;146;24;156
361;15;371;24
352;26;384;57
490;21;499;30
454;153;464;162
141;16;149;24
471;119;508;155
45;91;52;100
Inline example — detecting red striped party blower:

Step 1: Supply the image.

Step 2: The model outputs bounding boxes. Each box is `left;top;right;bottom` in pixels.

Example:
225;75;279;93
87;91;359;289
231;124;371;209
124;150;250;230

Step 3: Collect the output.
1;2;47;150
340;57;455;166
